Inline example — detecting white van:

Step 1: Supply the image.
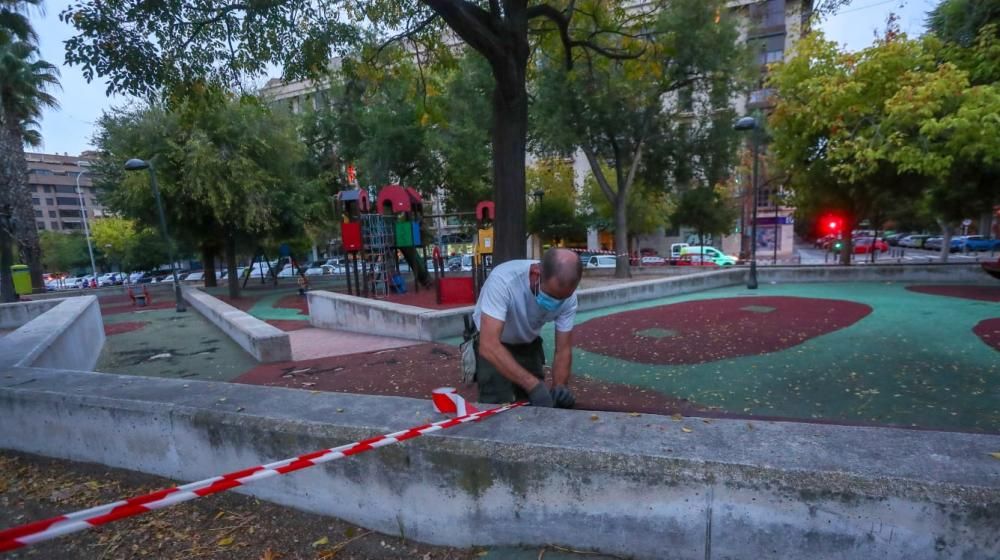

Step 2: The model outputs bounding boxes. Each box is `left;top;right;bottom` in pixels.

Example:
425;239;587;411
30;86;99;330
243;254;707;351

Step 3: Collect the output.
670;243;689;259
585;255;617;269
680;246;738;266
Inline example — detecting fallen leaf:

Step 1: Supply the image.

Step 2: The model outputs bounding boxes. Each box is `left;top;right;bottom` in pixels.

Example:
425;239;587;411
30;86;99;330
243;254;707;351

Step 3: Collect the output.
336;408;345;413
628;412;641;417
312;536;329;547
260;548;278;560
990;452;1000;460
213;510;226;521
217;536;234;546
681;427;692;433
85;480;100;490
589;415;599;421
671;413;683;421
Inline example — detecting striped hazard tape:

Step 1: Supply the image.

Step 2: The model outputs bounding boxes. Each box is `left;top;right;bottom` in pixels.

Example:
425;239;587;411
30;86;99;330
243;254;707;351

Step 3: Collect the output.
0;388;523;552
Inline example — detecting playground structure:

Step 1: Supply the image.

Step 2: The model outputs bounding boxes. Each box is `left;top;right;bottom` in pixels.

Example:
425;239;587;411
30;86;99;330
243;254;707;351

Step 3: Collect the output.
337;188;371;297
472;201;495;295
336;185;435;299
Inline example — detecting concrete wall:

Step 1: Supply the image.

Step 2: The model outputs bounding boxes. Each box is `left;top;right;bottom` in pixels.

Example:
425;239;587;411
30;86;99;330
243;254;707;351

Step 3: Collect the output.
0;296;105;370
181;287;291;363
1;366;997;559
0;299;61;329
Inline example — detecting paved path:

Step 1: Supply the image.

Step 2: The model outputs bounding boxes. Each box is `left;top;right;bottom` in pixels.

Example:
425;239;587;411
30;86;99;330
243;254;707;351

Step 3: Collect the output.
288;327;420;361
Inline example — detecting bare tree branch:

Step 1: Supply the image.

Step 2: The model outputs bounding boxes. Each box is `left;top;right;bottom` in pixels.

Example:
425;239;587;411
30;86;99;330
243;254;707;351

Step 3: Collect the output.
372;13;439;61
582;146;618;203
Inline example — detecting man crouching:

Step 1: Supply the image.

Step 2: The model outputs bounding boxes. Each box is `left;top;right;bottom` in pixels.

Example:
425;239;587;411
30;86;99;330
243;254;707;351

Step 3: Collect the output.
473;248;582;408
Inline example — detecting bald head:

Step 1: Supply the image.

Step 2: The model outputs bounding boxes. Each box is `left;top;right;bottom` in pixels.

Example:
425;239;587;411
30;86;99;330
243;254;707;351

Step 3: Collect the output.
540;248;583;298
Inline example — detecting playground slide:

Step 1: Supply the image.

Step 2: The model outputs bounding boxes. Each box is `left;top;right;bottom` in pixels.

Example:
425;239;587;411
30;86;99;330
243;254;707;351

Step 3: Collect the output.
400;246;432;286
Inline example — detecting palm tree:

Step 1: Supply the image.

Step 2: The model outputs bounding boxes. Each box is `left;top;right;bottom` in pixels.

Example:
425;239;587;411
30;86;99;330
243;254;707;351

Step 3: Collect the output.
0;37;60;296
0;0;41;44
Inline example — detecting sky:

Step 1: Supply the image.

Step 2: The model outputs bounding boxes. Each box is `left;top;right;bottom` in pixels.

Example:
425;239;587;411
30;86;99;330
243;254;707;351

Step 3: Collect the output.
28;0;941;157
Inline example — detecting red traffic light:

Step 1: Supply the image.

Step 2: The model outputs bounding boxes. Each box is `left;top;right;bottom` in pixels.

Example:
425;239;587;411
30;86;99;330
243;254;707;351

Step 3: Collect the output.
822;215;843;234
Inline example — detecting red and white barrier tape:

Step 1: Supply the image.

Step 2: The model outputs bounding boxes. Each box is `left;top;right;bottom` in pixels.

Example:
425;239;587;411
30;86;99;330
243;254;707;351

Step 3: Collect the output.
0;388;522;553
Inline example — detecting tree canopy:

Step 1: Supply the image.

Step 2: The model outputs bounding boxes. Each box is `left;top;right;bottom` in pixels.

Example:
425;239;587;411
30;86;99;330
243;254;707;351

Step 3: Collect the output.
532;0;748;276
93;87;308;296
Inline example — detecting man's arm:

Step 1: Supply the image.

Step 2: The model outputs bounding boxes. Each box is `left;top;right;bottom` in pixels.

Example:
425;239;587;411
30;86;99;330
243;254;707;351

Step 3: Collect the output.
478;314;545;392
552;329;573;387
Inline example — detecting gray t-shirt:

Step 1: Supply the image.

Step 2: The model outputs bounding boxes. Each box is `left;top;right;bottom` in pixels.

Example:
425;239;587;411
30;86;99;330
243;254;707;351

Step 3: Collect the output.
473;260;578;344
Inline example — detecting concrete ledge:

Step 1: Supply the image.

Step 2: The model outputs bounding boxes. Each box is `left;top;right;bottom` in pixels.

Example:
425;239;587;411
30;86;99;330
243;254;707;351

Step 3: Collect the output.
0;297;105;370
0;299;61;329
181;287;291;363
307;290;470;341
1;367;997;559
307;264;992;341
758;263;995;284
575;268;744;312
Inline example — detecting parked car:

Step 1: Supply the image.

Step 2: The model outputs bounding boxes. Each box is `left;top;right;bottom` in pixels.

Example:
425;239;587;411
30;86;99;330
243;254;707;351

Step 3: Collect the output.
680;246;738;266
850;237;889;254
277;265;299;278
924;237;944;250
446;254;473;272
885;232;909;246
640;256;666;266
964;236;1000;252
585;255;617;269
184;271;206;282
304;264;334;276
898;234;930;248
670;243;689;259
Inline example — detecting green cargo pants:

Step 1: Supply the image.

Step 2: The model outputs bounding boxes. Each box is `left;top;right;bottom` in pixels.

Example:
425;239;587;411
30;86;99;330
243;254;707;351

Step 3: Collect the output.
474;337;545;404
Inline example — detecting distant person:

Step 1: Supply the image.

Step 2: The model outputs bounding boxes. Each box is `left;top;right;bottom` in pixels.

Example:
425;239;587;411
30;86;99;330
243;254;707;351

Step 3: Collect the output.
472;248;582;408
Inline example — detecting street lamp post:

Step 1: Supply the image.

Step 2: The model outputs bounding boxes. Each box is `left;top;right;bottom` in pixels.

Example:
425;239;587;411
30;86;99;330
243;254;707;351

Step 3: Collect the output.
124;158;185;312
734;116;760;289
75;164;99;285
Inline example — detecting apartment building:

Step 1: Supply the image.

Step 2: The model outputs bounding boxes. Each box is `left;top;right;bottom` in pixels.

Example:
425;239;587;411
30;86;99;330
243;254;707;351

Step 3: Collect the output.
724;0;809;260
27;152;107;234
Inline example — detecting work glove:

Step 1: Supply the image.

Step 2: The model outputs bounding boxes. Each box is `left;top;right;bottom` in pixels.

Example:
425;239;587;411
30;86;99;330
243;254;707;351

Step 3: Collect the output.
527;382;554;407
551;385;576;409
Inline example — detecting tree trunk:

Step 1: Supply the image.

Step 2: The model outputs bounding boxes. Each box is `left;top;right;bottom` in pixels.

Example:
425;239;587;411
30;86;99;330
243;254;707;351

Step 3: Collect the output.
937;219;951;263
201;244;218;288
225;234;240;299
840;215;854;266
0;228;16;302
613;195;630;278
0;123;43;291
979;211;993;241
489;54;529;264
871;227;879;264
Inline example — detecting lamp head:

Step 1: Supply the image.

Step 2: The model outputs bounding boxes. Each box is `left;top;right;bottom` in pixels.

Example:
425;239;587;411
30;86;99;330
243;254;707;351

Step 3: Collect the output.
124;158;149;171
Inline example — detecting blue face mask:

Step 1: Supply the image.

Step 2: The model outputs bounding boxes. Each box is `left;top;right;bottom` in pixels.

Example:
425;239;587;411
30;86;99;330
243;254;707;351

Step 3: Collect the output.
533;281;564;312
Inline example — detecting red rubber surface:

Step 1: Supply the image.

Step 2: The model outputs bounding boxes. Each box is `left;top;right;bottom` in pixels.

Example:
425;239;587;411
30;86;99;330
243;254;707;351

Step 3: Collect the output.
574;296;872;365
